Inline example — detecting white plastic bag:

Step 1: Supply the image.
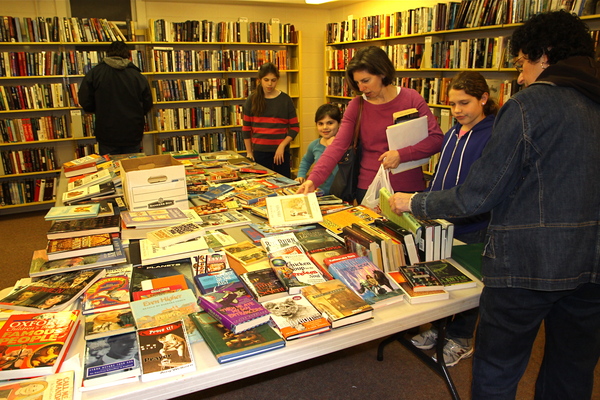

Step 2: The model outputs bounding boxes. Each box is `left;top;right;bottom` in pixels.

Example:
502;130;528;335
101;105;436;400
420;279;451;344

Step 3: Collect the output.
361;164;393;213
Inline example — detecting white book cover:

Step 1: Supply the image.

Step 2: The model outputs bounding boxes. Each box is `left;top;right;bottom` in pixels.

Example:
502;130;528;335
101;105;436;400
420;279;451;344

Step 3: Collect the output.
386;115;430;174
139;237;209;265
266;193;323;228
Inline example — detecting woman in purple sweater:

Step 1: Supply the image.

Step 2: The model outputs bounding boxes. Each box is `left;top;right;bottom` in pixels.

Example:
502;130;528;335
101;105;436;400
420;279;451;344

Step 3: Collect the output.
297;46;443;202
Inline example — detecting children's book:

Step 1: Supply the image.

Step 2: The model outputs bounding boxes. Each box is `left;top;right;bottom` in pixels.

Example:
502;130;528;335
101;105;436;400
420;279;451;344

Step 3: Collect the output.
190;311;285;364
46;233;114;261
0;370;75;399
263;294;331;340
266;193;323;228
44;203;100;221
82;265;133;315
0;310;80;380
84;308;137;340
137;320;195;382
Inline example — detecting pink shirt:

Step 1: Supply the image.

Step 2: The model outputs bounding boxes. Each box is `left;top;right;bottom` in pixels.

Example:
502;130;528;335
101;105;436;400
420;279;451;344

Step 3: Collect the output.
308;87;443;192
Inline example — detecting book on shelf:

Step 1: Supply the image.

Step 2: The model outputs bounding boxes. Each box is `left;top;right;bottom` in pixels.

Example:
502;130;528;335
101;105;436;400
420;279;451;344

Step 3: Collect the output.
130;259;198;298
268;250;327;295
263;293;331;340
66;168;113;191
83;307;137;340
319;205;381;234
399;264;444;292
199;282;271;334
388;271;449;305
222;240;269;268
129;289;202;343
420;259;477;291
29;234;126;278
82;332;141;390
266;193;323;228
146;221;205;248
47;215;121;239
239;267;288;303
137;320;195;383
46;232;114;261
0;370;75;400
327;256;404;308
0;310;80;380
0;269;105;312
82;265;133;315
62;153;104;178
44;203;100;221
120;207;189;229
190;311;285;364
138;236;209;266
301;279;373;329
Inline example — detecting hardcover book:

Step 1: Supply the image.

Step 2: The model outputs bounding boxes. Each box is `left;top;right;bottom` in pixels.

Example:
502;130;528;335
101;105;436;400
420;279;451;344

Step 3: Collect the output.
44;203;100;221
146;221;205;248
301;279;373;329
47;215;121;239
0;269;105;312
399;264;445;292
82;332;141;389
190;311;285;364
83;308;137;340
239;268;288;303
420;260;477;291
82;265;133;315
263;294;331;340
266;193;323;228
294;227;347;276
46;233;114;261
0;310;80;380
199;282;271;334
0;370;75;400
137;320;195;382
388;271;449;304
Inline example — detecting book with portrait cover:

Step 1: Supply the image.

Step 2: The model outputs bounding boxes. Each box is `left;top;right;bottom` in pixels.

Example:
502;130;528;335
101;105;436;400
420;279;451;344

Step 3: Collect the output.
0;370;75;400
266;193;323;228
46;233;114;261
84;308;136;340
263;294;331;340
82;265;133;315
0;269;105;313
137;320;195;382
198;282;270;334
190;311;285;364
0;310;80;380
82;332;141;389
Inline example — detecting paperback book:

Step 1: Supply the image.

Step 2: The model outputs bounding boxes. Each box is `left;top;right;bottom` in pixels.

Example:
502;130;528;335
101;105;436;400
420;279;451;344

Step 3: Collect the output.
269;251;327;295
130;259;198;297
399;264;445;292
319;205;381;234
47;215;121;239
44;203;100;221
388;271;449;304
195;183;235;202
190;311;285;364
194;267;241;295
263;294;331;340
266;193;323;228
0;370;75;399
239;268;288;303
137;320;195;382
138;237;209;266
63;153;104;177
419;259;477;291
191;251;230;276
46;233;114;261
132;285;184;301
222;240;269;268
67;168;112;191
194;210;253;231
82;265;133;315
146;221;205;248
120;207;188;229
83;308;137;340
203;229;238;249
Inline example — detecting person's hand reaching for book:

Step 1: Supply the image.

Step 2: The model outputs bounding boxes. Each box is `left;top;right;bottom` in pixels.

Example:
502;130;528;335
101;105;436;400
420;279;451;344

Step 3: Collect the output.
389;192;413;214
296;180;315;194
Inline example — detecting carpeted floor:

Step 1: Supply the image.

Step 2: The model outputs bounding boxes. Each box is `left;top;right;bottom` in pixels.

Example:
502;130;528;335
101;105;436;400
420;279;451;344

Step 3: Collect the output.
1;210;598;399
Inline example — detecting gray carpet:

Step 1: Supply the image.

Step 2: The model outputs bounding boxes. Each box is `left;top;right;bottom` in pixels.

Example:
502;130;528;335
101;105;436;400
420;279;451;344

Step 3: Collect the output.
1;210;598;399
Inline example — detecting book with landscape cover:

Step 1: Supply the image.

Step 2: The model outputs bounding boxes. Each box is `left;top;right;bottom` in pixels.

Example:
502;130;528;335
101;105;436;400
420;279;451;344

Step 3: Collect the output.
266;193;323;228
129;289;202;343
120;207;188;229
130;259;198;297
239;268;288;303
301;279;373;329
222;240;269;268
0;310;80;380
235;186;278;205
82;332;141;389
194;267;241;295
388;271;449;304
420;259;477;291
46;233;114;261
190;311;285;364
82;265;133;315
319;205;381;234
138;237;209;266
0;370;75;400
29;234;126;277
47;215;121;239
137;320;195;382
399;264;445;292
146;221;205;248
84;308;136;340
44;203;100;221
199;282;271;334
263;294;331;340
269;251;327;294
327;256;404;308
203;229;237;249
196;183;235;202
0;269;105;312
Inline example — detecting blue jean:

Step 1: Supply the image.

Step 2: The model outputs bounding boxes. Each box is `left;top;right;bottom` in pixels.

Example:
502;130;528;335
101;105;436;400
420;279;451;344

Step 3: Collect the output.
472;283;600;400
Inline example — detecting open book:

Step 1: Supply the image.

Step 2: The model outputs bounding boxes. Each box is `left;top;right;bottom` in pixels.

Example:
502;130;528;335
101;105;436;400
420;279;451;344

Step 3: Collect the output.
386;115;430;174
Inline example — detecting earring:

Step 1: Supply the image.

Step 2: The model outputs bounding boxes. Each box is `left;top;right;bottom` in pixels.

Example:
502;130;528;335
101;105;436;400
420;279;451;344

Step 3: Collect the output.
482;103;486;105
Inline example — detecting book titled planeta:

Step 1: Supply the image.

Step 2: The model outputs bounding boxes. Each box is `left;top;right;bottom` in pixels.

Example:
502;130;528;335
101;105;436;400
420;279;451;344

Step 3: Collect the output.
46;233;114;261
0;370;75;400
0;269;105;312
190;311;285;364
0;310;80;380
301;279;373;329
199;282;271;334
137;320;195;382
266;193;323;228
263;294;331;340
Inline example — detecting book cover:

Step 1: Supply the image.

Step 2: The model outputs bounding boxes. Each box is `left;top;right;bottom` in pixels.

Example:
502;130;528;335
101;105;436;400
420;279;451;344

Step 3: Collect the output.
138;237;209;266
130;260;198;297
199;282;270;334
388;271;449;304
191;202;228;215
47;215;121;239
239;268;288;303
191;251;230;276
260;232;302;253
269;252;327;294
263;294;331;340
266;193;323;228
222;240;268;267
234;186;278;205
421;260;477;291
66;168;112;191
319;205;381;234
84;308;136;340
132;285;184;301
202;229;237;249
250;222;316;239
399;264;444;292
146;221;205;248
44;203;100;221
194;267;241;295
137;320;195;382
294;227;347;274
301;279;373;329
327;256;404;308
190;311;285;364
82;332;141;388
46;233;114;261
386;115;430;174
82;265;133;314
0;269;105;312
0;370;74;400
0;310;80;380
195;183;235;202
241;226;264;245
451;242;484;280
194;210;253;231
120;207;188;228
129;289;202;343
140;274;188;292
61;183;102;205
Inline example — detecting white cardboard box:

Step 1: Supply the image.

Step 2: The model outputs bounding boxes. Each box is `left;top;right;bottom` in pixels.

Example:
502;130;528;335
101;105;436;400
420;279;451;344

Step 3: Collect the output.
120;155;188;211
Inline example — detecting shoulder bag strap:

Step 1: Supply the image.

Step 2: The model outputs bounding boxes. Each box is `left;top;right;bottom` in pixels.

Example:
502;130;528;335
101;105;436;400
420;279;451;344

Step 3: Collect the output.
352;97;363;149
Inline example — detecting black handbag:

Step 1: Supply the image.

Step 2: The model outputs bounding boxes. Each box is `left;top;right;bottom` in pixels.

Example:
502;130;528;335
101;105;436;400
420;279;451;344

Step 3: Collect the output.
330;98;363;203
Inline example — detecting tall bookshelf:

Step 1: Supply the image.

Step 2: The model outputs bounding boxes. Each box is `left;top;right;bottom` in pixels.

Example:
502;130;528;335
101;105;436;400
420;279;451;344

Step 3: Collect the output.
0;16;301;213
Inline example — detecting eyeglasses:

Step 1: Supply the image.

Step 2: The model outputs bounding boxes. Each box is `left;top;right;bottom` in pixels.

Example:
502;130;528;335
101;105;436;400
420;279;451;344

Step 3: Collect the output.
514;56;525;73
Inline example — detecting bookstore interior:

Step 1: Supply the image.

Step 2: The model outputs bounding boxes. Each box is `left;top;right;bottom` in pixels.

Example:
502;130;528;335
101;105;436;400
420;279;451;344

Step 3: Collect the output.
0;0;599;399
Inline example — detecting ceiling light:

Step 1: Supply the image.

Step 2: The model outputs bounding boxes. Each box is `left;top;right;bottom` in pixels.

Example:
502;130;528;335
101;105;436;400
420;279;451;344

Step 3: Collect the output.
305;0;337;4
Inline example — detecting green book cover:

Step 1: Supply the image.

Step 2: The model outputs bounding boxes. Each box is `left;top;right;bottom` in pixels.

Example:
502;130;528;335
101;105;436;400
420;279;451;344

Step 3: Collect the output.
451;243;484;280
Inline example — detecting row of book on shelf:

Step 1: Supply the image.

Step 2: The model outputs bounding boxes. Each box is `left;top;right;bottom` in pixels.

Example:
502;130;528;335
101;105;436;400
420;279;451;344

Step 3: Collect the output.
151;76;256;102
0;150;481;397
0;82;80;111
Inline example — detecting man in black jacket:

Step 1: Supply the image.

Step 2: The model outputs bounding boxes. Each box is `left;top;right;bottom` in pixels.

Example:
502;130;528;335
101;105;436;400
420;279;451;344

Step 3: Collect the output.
78;41;153;155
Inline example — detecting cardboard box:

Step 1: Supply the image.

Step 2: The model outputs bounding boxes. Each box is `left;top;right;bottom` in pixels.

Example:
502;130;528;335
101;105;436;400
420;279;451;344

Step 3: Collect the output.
120;155;188;211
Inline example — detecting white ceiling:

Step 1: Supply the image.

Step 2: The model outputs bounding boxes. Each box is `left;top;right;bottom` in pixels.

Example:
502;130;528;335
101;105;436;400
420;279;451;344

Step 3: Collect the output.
142;0;366;9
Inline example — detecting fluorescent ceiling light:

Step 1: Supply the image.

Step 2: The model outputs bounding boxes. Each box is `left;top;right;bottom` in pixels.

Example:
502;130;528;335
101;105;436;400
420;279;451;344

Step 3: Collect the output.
305;0;337;4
